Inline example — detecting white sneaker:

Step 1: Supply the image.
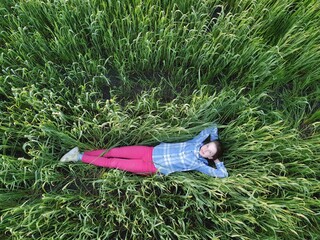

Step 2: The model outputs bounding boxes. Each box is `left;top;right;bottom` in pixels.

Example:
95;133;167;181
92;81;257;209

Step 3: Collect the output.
60;147;79;162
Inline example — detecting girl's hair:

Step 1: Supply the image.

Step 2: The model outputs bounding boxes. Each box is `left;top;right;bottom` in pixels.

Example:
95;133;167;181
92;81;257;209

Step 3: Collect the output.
211;140;223;160
203;137;224;166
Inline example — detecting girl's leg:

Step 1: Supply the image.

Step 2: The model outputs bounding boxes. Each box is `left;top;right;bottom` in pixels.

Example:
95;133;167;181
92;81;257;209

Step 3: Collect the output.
81;146;157;175
81;156;157;175
83;146;151;159
83;149;107;157
104;146;153;159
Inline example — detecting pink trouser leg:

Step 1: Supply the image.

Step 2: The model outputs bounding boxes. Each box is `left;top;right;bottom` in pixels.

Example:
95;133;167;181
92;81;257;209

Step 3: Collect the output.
81;146;157;175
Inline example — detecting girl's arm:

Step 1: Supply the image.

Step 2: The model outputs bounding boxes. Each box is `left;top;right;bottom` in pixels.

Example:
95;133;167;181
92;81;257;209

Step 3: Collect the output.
195;159;228;178
188;125;219;143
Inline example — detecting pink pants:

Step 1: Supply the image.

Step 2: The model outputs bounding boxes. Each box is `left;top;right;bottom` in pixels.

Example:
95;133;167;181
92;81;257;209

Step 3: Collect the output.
81;146;157;175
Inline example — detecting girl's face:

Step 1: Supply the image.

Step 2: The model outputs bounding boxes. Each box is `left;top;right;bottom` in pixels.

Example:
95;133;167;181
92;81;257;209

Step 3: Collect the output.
199;142;217;159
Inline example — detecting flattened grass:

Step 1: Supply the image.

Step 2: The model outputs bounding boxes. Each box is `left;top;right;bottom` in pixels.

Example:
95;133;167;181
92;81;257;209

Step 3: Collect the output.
1;0;319;239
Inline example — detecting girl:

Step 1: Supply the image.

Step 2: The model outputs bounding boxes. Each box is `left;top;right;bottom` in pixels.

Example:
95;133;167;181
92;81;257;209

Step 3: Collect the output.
60;126;228;178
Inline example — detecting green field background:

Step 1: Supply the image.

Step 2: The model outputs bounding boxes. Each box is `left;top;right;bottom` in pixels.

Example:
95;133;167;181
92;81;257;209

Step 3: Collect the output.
0;0;319;239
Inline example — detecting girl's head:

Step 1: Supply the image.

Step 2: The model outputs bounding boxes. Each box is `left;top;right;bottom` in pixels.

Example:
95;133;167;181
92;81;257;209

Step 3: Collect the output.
199;140;223;160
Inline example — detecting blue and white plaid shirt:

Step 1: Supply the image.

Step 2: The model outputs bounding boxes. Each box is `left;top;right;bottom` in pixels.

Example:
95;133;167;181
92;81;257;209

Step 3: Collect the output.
152;126;228;178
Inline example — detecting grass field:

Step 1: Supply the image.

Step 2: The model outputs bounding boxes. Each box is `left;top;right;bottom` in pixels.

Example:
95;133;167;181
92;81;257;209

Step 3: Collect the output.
0;0;319;239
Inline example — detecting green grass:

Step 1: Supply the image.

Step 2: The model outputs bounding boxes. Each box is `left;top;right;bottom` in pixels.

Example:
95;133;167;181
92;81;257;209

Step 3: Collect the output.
1;0;319;239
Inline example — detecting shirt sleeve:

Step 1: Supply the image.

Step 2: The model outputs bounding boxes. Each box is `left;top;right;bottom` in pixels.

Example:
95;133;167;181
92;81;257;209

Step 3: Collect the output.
188;125;219;143
195;161;228;178
209;126;219;141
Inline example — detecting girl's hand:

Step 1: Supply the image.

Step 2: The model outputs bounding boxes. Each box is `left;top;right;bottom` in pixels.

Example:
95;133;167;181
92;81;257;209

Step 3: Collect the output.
214;158;220;164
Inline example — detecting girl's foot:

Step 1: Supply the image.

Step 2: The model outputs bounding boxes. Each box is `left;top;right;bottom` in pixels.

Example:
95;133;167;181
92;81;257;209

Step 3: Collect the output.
60;147;79;162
